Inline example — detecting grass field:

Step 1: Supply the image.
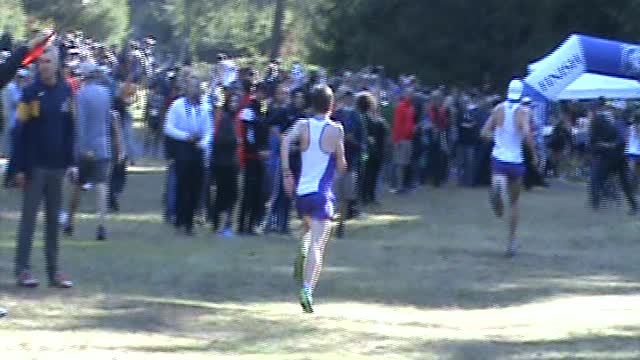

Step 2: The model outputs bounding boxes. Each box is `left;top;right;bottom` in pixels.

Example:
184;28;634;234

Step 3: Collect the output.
1;165;640;359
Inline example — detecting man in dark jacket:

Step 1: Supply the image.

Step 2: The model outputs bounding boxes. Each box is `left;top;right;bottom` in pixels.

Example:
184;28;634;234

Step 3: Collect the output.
457;95;481;187
0;30;54;319
13;45;75;290
590;102;637;214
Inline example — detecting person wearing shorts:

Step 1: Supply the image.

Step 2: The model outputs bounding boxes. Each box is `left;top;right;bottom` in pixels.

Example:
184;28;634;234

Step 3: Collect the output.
63;64;123;241
481;79;537;258
281;85;346;313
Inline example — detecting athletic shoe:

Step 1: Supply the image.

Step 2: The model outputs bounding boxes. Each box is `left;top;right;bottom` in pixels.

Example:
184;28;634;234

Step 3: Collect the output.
0;307;7;318
63;224;74;237
17;271;39;288
299;288;314;313
49;273;73;289
490;186;504;218
96;225;107;241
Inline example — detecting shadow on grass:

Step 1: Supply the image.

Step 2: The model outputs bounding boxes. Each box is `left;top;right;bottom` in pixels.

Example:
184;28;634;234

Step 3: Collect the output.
429;330;640;360
4;171;640;359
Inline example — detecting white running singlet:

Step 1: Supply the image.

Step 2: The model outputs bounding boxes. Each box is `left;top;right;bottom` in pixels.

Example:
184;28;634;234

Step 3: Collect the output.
297;117;334;196
492;101;524;164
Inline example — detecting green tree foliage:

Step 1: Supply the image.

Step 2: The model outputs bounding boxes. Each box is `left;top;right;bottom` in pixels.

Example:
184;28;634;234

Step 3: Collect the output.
312;0;640;88
127;0;326;63
128;0;291;62
23;0;130;45
0;0;27;41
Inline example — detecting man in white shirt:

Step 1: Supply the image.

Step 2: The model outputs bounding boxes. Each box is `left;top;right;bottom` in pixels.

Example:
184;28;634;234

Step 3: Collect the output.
164;71;212;236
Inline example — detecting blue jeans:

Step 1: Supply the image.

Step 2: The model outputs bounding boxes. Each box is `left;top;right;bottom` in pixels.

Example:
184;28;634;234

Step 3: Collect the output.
457;144;476;187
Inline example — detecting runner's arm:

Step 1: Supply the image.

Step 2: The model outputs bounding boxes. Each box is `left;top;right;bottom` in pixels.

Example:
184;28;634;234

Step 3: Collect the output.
519;108;538;164
481;107;498;140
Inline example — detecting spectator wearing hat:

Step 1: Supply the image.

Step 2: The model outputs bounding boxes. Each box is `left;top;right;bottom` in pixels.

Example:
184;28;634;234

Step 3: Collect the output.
62;63;123;241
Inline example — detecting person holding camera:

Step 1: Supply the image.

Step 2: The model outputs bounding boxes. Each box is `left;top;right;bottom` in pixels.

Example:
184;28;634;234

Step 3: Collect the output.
164;71;212;236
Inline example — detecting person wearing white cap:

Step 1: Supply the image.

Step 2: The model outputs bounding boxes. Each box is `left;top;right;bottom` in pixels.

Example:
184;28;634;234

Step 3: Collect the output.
481;79;537;258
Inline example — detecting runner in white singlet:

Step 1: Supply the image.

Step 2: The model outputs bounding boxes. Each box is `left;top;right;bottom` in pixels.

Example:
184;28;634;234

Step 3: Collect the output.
481;79;537;258
281;85;346;313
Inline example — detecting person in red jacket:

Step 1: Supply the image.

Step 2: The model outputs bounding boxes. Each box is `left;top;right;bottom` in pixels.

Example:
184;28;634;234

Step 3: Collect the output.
391;88;416;193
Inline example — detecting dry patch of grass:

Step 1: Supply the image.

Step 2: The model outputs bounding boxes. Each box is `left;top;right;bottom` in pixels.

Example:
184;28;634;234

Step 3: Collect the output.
1;171;640;359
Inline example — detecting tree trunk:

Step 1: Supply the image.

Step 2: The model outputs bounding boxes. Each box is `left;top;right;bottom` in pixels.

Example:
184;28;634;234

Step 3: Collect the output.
270;0;286;60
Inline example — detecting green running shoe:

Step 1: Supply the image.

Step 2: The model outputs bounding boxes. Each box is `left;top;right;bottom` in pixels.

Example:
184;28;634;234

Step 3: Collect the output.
299;288;314;313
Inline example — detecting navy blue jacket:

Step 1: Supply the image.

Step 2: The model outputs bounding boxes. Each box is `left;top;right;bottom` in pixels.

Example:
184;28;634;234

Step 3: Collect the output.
13;77;75;177
334;108;365;170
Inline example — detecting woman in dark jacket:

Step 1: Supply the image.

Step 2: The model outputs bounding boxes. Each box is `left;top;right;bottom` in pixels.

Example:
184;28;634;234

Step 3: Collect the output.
358;92;386;205
210;90;241;236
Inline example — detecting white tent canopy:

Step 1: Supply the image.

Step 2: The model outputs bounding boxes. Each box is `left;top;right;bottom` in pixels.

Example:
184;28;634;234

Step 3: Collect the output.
528;59;640;100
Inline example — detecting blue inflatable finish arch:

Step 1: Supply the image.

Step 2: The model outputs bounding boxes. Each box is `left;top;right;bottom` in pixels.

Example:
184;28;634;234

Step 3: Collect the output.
522;34;640;124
